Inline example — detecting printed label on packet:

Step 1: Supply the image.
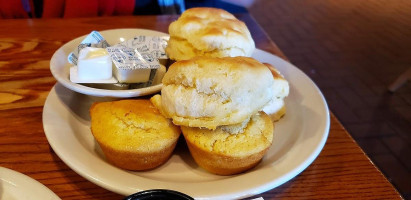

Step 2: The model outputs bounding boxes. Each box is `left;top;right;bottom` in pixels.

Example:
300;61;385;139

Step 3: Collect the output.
68;31;110;65
122;35;169;60
105;35;168;70
105;36;168;84
106;45;160;70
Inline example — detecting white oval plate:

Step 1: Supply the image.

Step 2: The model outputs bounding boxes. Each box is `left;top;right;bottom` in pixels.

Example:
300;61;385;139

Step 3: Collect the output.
0;167;61;200
50;28;168;98
43;49;330;199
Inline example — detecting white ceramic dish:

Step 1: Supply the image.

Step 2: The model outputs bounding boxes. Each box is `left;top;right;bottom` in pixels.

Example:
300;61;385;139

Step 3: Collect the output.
43;49;330;199
50;28;168;98
0;167;61;200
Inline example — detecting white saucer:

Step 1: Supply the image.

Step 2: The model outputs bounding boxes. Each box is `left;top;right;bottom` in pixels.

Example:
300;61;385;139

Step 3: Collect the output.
50;28;167;98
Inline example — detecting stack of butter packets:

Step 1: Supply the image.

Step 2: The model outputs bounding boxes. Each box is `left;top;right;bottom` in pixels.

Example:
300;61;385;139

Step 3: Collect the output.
69;30;169;90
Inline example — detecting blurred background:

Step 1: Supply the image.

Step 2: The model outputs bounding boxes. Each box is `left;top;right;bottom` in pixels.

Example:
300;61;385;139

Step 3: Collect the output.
1;0;410;199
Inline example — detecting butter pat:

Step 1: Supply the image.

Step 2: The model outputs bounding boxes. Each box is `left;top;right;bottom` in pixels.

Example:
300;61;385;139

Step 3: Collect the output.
129;64;167;89
107;45;160;83
77;47;113;80
68;31;110;65
114;66;152;83
70;66;117;83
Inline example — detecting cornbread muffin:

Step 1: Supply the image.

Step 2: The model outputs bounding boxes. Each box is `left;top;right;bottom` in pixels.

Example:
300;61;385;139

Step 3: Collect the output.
90;100;181;171
157;56;275;129
181;112;274;175
261;63;289;121
166;7;255;61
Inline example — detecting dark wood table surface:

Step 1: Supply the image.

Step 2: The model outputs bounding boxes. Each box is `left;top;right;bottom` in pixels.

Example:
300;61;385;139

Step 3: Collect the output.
0;14;403;199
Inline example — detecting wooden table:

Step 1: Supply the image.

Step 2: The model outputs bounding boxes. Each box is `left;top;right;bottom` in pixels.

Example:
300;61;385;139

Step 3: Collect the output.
0;14;402;199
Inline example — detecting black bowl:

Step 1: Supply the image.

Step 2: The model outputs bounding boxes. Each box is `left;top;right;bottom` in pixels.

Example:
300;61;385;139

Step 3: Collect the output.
124;189;194;200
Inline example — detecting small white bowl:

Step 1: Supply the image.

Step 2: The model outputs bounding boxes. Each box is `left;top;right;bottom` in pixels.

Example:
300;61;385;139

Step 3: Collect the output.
50;28;168;98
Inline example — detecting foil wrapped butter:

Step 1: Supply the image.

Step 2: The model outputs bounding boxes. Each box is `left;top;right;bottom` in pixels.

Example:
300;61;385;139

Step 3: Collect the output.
106;44;160;84
106;35;169;83
122;35;169;65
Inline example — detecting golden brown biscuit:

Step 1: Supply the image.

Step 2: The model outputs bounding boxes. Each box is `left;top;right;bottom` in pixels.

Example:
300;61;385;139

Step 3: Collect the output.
90;99;181;170
166;7;255;61
158;56;276;129
261;63;289;120
181;112;274;175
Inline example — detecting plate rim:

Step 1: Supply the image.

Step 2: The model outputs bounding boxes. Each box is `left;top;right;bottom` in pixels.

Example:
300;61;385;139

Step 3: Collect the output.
43;48;330;199
0;167;61;200
49;28;168;98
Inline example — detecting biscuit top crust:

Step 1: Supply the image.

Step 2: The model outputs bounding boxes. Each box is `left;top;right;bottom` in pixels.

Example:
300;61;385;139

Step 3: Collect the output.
168;7;255;55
